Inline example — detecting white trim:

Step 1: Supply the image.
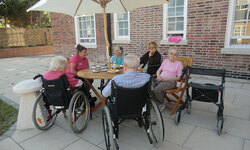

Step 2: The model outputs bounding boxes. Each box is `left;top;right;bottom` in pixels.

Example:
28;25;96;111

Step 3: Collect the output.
224;0;250;54
113;13;130;41
112;39;131;44
74;14;97;46
221;48;250;55
162;1;188;45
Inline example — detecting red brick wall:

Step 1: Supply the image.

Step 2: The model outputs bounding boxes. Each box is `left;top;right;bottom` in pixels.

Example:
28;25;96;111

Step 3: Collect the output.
0;46;54;58
51;0;250;80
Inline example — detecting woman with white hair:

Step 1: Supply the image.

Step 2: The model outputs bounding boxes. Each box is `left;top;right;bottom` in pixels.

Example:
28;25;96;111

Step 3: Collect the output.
153;48;183;111
43;56;82;89
110;46;124;65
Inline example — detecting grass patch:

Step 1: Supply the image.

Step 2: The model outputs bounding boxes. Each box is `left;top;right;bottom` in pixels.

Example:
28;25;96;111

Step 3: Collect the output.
0;98;18;136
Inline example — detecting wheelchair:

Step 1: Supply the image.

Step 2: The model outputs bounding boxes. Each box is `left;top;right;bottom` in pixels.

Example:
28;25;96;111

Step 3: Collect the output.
175;67;225;135
102;79;164;150
32;74;91;133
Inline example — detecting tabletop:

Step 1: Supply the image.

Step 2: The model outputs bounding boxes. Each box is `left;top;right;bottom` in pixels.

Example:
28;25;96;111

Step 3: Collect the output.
77;68;124;79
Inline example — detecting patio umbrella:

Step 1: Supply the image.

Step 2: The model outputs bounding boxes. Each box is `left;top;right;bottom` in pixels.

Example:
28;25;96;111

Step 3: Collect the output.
27;0;170;68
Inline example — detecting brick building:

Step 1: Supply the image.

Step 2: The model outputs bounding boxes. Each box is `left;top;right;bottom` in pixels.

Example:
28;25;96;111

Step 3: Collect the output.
51;0;250;80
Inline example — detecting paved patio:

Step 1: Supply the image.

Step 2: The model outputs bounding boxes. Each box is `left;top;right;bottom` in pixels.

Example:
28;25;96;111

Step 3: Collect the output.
0;54;250;150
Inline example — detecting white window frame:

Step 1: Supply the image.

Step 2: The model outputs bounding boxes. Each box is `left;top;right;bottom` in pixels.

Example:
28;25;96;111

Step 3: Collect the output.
222;0;250;55
113;13;130;44
161;0;188;45
74;14;97;48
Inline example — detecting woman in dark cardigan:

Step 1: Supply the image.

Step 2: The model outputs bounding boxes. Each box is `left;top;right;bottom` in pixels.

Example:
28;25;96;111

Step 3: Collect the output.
140;41;162;75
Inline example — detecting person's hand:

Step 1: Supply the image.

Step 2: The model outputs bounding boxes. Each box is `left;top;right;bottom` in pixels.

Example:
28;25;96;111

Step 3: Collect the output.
157;75;163;81
149;51;154;57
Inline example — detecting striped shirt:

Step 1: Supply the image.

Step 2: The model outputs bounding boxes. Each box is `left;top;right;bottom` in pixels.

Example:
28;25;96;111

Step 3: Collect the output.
102;71;150;97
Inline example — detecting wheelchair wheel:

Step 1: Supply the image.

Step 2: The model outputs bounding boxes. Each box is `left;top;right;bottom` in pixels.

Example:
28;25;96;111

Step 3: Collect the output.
69;91;90;133
149;101;164;147
32;93;57;130
102;106;115;150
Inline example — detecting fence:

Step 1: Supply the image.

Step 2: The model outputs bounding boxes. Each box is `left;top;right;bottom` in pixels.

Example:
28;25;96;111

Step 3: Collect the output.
0;28;53;47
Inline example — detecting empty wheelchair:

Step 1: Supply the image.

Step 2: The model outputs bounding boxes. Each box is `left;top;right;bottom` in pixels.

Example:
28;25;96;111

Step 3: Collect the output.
32;74;91;133
175;67;225;135
102;79;164;150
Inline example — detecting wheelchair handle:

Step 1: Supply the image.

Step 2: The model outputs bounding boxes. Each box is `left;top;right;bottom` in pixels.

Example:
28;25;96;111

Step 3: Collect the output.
33;74;43;80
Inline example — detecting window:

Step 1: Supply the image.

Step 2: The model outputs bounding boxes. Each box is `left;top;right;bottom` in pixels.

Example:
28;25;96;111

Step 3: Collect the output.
223;0;250;54
113;13;130;43
161;0;188;45
75;14;96;48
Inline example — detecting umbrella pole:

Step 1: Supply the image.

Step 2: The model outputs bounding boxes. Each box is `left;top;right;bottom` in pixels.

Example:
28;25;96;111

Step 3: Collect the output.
102;7;111;70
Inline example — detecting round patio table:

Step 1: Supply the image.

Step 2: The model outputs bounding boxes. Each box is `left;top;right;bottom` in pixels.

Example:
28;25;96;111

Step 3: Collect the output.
77;68;123;111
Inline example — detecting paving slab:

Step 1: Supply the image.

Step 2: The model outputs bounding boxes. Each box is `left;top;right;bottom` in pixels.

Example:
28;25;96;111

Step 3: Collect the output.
0;137;23;150
181;109;220;131
63;139;103;150
224;117;250;139
244;139;250;150
152;141;191;150
209;103;250;120
11;128;43;143
163;117;195;145
20;126;79;150
184;127;243;150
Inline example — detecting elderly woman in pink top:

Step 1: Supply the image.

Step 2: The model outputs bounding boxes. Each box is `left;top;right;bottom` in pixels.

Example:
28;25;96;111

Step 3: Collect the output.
43;56;82;89
153;48;183;111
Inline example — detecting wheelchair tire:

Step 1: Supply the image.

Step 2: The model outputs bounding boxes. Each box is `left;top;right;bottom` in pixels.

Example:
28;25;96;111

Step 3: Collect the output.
32;92;57;130
68;91;90;133
102;106;115;150
149;101;164;147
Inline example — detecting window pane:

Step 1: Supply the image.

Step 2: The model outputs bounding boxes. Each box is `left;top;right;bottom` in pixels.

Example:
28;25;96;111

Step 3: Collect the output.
119;22;123;28
168;0;175;7
92;29;95;37
168;18;175;22
246;21;250;36
236;0;249;5
168;23;175;31
230;38;250;45
91;20;94;28
235;5;248;21
123;13;128;20
124;29;128;36
176;22;184;31
232;22;246;36
176;0;184;6
83;22;86;29
119;29;123;36
83;30;87;37
124;22;128;28
118;14;123;21
80;30;83;38
176;7;184;16
168;8;175;17
177;17;184;21
91;15;94;19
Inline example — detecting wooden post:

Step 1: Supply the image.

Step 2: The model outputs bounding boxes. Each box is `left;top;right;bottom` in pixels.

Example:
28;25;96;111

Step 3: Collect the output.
102;4;111;69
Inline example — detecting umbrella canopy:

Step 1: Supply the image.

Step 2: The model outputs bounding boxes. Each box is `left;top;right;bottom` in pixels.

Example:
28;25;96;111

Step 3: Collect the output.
27;0;170;16
27;0;170;69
